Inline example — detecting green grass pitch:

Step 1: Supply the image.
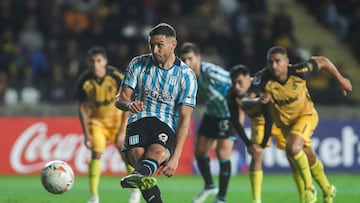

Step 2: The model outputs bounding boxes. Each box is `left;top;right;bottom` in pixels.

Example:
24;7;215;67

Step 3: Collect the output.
1;173;359;203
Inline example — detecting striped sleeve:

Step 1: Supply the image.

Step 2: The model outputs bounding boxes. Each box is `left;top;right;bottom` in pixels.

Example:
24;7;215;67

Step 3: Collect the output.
121;57;139;89
180;68;197;107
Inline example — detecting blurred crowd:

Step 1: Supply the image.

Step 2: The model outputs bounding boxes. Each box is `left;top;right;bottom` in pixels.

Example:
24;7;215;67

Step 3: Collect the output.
298;0;360;60
0;0;357;105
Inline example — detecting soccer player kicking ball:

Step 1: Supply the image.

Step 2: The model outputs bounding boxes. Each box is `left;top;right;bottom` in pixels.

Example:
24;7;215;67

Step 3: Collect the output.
261;46;352;203
115;23;198;203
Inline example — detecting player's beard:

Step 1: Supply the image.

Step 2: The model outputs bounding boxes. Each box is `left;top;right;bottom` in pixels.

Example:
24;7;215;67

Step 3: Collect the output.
270;68;281;80
153;52;171;67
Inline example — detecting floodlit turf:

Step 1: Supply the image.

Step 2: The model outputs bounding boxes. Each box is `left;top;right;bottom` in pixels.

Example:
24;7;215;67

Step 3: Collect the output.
1;173;359;203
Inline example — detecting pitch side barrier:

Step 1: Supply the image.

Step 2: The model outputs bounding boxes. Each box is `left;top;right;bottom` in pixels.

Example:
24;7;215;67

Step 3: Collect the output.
1;117;359;175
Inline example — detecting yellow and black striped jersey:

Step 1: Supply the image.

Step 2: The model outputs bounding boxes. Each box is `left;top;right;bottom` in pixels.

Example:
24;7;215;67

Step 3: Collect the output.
265;59;318;127
76;66;124;121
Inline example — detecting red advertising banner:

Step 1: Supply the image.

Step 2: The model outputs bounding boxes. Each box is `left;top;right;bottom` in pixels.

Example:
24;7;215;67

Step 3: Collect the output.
0;117;195;175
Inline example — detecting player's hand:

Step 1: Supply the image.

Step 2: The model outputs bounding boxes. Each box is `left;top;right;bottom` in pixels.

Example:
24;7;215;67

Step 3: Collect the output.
338;77;353;96
128;101;145;113
84;135;92;149
160;157;178;177
260;93;271;104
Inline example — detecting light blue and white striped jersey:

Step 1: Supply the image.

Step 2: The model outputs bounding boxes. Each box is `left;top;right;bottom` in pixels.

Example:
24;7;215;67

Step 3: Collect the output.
197;61;232;117
121;54;198;132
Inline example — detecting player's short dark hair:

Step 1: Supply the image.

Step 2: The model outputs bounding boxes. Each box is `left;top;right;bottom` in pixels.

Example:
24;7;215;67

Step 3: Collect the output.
230;64;250;80
149;23;176;38
267;46;287;57
87;46;107;59
179;42;200;56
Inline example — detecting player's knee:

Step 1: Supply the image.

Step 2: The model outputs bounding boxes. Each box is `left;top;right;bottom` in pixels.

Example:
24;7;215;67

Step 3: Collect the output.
91;151;102;159
195;151;207;159
286;135;305;156
285;143;302;156
146;144;169;163
194;146;209;158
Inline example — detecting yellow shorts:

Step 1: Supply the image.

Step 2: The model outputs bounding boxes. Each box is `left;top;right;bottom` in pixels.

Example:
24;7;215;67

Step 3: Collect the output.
251;123;285;150
251;122;270;146
90;117;122;153
279;113;319;148
272;124;286;150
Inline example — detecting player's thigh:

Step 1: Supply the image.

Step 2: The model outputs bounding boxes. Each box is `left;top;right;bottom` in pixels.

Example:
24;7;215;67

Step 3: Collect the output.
251;122;272;147
127;147;146;167
106;116;122;144
195;135;216;156
90;124;108;153
290;113;319;148
272;124;286;150
108;126;122;146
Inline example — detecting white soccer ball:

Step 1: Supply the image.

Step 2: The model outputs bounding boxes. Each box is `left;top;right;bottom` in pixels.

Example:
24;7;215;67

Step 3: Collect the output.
41;160;75;194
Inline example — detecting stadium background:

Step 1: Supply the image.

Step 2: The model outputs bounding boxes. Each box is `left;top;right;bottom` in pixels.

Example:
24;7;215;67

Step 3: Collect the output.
1;0;359;195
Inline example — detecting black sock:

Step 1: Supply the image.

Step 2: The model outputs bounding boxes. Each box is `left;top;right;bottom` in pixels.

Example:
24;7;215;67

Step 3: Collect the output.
141;185;162;203
134;159;159;176
218;159;231;198
196;156;214;187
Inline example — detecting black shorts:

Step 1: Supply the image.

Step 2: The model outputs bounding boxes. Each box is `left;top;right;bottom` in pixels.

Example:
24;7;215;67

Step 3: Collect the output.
198;114;235;139
123;117;176;155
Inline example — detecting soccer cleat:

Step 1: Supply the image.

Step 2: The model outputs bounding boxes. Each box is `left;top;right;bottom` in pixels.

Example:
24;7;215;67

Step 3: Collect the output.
253;199;261;203
128;189;141;203
87;195;99;203
303;188;317;203
120;173;157;190
323;185;337;203
212;197;226;203
192;186;219;203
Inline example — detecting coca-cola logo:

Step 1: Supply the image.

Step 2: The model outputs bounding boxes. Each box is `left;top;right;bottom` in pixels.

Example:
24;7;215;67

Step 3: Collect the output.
10;122;127;174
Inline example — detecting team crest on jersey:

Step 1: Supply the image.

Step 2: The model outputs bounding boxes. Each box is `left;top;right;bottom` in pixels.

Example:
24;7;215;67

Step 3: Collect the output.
168;76;178;85
252;76;261;85
158;133;168;144
128;134;140;145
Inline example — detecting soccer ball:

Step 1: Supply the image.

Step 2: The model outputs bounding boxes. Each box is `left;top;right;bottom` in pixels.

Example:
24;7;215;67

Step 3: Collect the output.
41;160;75;194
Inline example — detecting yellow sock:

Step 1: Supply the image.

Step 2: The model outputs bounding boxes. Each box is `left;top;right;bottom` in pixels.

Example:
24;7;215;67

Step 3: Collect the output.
293;150;314;190
89;159;101;195
288;157;305;200
250;170;263;201
126;164;135;174
311;159;331;194
292;168;305;200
